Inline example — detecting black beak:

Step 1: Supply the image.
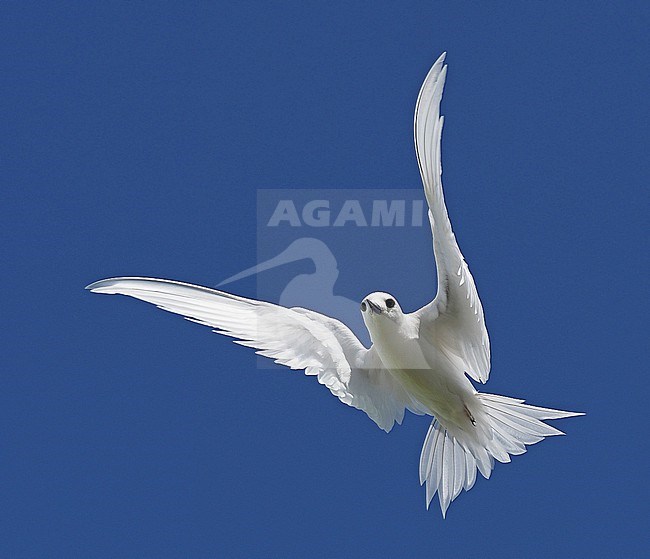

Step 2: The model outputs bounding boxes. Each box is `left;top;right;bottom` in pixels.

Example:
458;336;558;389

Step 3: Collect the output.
367;300;382;314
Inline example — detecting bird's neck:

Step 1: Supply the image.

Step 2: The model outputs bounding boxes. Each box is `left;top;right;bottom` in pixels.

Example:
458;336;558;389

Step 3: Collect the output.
367;315;429;372
367;315;417;346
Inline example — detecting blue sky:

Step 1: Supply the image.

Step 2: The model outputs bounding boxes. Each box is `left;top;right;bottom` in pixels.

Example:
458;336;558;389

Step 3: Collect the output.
2;2;648;557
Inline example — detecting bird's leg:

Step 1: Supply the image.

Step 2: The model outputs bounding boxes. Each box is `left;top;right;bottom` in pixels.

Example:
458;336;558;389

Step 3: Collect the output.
464;404;476;426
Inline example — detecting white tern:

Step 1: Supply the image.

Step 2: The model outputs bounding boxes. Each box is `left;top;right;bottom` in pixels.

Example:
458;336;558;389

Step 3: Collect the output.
87;53;583;517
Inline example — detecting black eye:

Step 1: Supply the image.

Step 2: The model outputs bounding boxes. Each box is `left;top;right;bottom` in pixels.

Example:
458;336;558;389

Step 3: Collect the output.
386;298;395;309
360;301;367;312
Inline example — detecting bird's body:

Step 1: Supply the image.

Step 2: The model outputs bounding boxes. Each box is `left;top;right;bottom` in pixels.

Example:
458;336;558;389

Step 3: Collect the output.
87;53;582;516
363;296;476;428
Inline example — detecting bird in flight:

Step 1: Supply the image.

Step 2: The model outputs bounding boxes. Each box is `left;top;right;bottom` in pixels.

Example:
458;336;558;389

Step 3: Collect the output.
87;53;582;517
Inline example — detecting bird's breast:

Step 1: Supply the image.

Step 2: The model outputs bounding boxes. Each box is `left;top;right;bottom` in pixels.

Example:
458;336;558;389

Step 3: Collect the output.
371;322;475;422
368;318;427;369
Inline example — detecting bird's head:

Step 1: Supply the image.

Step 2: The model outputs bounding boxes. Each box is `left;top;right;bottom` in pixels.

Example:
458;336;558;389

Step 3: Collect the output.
360;292;404;329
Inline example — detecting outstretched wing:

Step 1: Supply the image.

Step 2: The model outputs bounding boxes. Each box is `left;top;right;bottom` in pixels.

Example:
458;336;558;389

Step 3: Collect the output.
87;277;417;431
412;53;491;383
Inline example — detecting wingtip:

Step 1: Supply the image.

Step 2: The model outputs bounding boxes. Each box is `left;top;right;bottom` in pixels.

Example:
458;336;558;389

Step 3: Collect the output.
85;279;104;291
85;277;128;293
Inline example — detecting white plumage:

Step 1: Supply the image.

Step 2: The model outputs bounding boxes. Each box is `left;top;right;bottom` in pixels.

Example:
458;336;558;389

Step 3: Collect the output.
87;53;582;517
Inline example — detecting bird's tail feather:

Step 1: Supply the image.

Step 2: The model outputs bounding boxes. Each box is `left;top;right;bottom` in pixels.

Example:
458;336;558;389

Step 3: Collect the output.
419;393;583;517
